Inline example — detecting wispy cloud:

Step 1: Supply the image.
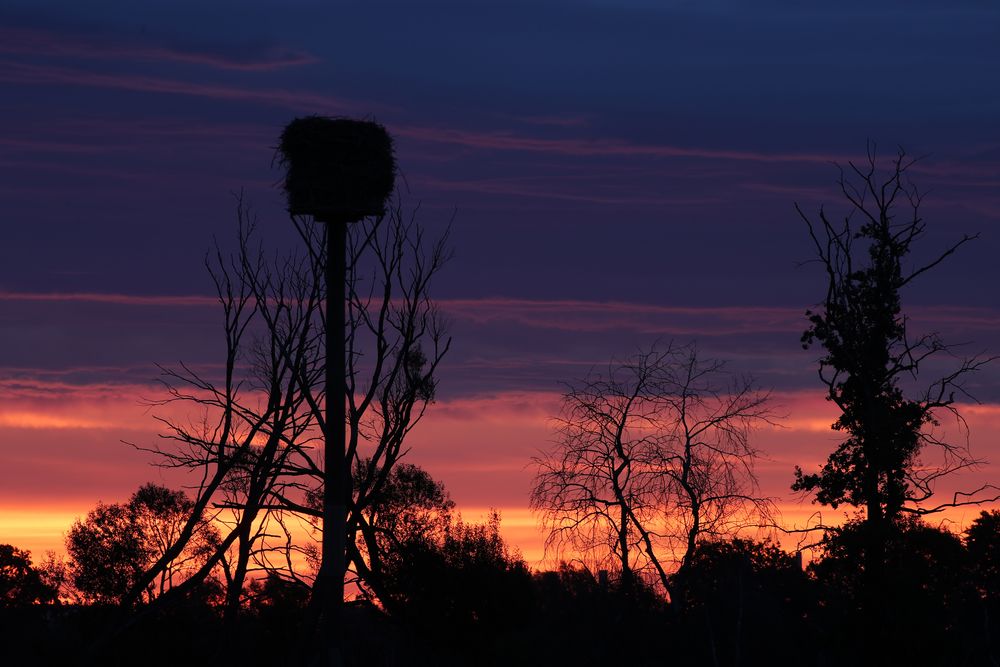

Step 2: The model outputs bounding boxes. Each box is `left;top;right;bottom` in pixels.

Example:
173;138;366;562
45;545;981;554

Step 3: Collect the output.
0;57;835;166
508;114;593;128
440;298;1000;334
396;124;850;164
0;290;217;307
0;61;363;113
439;298;806;335
0;411;118;430
0;26;320;72
414;175;717;207
1;118;273;154
3;292;998;336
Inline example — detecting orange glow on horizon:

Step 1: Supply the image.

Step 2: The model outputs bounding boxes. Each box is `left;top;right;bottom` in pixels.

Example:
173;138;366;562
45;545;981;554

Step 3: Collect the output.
0;507;81;558
3;386;1000;575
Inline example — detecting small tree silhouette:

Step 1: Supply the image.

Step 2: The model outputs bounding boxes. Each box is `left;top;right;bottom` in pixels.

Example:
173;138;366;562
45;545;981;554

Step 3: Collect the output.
0;544;58;606
532;342;775;599
67;484;220;605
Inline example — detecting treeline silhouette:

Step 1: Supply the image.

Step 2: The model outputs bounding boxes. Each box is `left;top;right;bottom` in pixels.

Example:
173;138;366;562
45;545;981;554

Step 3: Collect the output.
3;503;1000;665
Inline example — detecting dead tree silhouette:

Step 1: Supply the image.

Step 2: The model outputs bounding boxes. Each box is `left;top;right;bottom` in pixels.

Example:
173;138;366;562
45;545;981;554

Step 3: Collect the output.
531;342;775;601
86;120;448;667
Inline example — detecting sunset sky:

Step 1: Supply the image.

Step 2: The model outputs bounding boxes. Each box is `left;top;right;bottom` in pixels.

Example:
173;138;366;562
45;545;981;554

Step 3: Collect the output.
2;1;1000;566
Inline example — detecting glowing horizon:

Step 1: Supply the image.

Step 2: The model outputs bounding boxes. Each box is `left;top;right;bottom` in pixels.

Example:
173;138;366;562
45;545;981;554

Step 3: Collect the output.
4;383;998;574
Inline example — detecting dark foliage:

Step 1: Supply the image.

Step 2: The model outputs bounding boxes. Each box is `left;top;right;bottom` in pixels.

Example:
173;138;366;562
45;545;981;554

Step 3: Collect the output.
791;147;994;664
965;511;1000;662
66;501;147;604
7;516;1000;666
378;511;533;640
810;518;985;665
670;538;811;666
967;510;1000;601
0;544;58;606
792;148;983;520
66;483;221;604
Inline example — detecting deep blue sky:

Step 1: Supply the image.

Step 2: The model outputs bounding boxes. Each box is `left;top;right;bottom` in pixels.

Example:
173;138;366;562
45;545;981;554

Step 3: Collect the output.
3;1;999;381
3;1;999;301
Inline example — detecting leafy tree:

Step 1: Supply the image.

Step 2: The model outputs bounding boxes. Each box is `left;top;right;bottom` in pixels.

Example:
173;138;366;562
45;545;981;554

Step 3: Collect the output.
671;538;808;666
966;510;1000;663
0;545;58;606
792;146;995;659
527;563;668;667
378;508;531;639
246;571;311;614
811;518;976;664
66;484;220;604
966;509;1000;601
67;501;146;604
349;460;455;606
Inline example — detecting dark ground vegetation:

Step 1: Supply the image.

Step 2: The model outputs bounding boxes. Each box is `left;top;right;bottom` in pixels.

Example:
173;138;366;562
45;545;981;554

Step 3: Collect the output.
4;509;1000;666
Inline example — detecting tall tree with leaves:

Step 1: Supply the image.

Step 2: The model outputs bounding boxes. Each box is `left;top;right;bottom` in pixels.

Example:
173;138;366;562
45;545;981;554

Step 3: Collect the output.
792;145;996;660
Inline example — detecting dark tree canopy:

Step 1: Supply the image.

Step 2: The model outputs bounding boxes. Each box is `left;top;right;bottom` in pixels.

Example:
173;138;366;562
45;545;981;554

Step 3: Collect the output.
670;538;810;665
0;545;58;607
792;146;992;523
67;501;146;604
791;146;995;664
66;484;220;604
357;460;455;559
810;518;979;664
378;509;531;636
966;510;1000;602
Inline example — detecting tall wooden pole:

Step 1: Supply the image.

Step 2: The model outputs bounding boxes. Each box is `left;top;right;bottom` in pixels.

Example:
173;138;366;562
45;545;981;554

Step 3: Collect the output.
322;219;347;655
278;116;395;665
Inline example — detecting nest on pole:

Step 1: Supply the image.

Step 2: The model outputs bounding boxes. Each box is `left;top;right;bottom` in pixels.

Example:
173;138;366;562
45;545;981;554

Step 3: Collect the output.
278;116;396;224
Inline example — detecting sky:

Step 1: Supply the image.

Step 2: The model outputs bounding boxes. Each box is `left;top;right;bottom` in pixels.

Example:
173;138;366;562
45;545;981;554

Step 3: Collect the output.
2;1;1000;566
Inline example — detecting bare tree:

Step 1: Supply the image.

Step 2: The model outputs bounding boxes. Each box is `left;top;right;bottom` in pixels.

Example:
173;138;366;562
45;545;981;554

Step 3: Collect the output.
275;200;452;619
115;201;320;614
114;196;449;624
531;343;775;599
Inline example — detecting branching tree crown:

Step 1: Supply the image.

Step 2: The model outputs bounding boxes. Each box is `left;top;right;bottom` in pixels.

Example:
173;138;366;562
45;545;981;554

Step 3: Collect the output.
66;484;220;605
791;145;997;661
116;198;450;618
532;342;775;598
792;146;996;524
0;545;59;606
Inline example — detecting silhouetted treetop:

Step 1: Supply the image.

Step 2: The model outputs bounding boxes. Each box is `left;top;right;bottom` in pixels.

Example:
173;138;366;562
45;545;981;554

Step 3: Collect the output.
66;483;221;605
0;544;58;606
793;146;993;520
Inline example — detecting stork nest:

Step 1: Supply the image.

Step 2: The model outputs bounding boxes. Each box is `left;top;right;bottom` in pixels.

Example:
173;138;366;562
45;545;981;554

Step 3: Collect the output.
278;116;396;223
